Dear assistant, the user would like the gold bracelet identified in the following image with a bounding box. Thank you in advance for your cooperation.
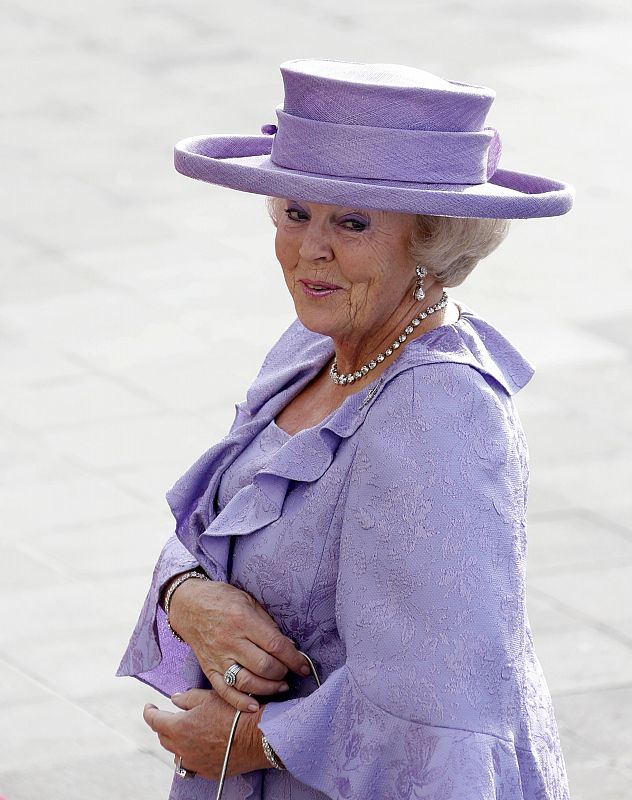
[163,569,209,642]
[261,734,285,769]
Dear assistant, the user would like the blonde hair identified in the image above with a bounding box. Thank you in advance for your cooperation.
[265,196,510,288]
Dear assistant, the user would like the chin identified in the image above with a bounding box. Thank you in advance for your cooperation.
[294,304,338,338]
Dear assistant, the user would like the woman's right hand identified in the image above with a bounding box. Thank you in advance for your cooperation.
[166,577,311,712]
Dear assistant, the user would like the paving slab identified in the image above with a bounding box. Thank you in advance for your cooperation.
[0,749,172,800]
[21,513,173,579]
[41,411,210,471]
[0,472,149,538]
[3,626,150,701]
[527,512,632,575]
[526,593,579,635]
[531,622,632,695]
[0,374,161,430]
[530,564,632,643]
[80,682,183,755]
[0,695,134,773]
[554,685,632,763]
[0,657,53,710]
[527,455,632,518]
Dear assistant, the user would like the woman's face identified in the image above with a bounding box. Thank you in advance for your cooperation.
[275,199,421,346]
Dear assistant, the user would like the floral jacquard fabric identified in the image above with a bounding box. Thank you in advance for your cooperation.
[116,300,570,800]
[216,420,290,515]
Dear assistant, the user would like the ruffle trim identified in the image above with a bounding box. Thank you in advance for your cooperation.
[164,308,535,585]
[259,664,569,800]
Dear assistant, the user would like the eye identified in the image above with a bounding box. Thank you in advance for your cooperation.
[284,207,309,222]
[340,217,368,232]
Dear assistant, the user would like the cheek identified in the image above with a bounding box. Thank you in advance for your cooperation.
[346,259,393,296]
[340,252,378,290]
[346,238,394,281]
[275,230,298,272]
[349,265,409,316]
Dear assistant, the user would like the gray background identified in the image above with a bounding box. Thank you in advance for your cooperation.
[1,0,630,798]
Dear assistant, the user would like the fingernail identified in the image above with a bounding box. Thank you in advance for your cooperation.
[300,665,310,676]
[171,692,182,698]
[278,683,289,693]
[248,702,259,712]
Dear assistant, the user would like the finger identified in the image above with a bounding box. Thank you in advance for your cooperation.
[208,670,262,713]
[246,622,311,677]
[234,637,290,681]
[208,668,288,713]
[157,731,177,755]
[170,689,212,710]
[143,703,176,735]
[220,660,291,697]
[204,634,302,709]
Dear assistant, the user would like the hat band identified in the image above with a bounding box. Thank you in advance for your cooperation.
[270,108,502,185]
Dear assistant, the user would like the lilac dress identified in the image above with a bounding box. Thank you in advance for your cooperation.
[117,301,570,800]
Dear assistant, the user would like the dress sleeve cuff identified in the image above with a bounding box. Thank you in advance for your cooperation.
[115,534,216,697]
[258,663,562,800]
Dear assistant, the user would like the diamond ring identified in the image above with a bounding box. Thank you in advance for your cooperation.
[175,755,196,779]
[223,663,243,686]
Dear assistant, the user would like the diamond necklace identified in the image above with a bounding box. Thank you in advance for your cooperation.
[329,291,449,385]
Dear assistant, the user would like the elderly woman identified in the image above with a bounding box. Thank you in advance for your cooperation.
[117,59,574,800]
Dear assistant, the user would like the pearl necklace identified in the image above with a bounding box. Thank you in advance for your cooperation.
[329,291,449,385]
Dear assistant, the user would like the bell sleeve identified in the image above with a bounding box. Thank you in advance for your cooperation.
[116,400,251,695]
[115,532,216,696]
[258,363,550,799]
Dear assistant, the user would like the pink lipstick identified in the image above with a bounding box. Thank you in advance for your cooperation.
[299,279,341,297]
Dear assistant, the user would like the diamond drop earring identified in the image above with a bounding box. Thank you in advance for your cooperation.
[413,265,427,301]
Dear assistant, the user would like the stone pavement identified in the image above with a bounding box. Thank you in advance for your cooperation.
[1,0,630,797]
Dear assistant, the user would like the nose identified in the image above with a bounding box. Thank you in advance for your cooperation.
[298,221,334,262]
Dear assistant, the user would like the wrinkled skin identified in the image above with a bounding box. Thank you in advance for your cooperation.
[143,688,270,779]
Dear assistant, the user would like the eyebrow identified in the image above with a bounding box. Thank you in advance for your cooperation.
[285,200,371,215]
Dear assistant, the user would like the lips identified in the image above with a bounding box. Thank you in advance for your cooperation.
[299,279,341,290]
[299,279,341,298]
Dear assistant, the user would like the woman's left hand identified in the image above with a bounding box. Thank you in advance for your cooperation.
[143,689,267,780]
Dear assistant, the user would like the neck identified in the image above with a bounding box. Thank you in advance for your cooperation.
[331,289,448,377]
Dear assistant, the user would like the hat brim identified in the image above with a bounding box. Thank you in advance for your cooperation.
[174,135,574,220]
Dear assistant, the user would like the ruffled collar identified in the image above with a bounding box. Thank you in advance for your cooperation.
[165,301,534,580]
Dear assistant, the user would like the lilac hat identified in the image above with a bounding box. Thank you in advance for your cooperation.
[174,59,574,219]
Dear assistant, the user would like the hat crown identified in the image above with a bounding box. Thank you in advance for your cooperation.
[280,59,495,132]
[173,58,574,219]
